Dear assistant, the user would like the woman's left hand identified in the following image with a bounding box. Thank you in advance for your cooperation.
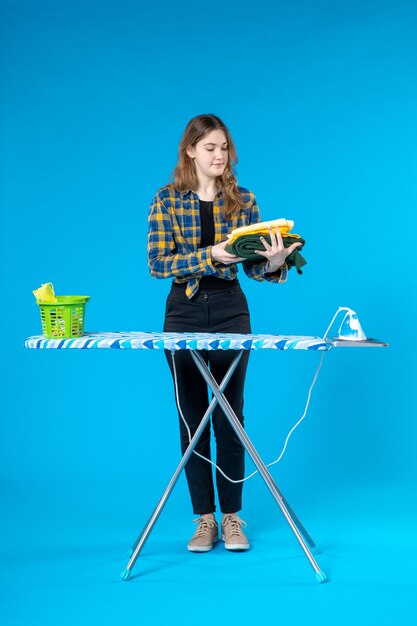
[255,227,302,273]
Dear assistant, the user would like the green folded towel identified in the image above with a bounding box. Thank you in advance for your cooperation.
[225,234,307,274]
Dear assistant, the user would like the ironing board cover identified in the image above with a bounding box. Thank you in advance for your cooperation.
[25,332,329,351]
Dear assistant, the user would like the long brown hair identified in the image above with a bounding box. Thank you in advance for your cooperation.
[169,114,243,219]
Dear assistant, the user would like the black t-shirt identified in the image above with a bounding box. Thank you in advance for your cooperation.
[198,199,237,291]
[199,199,215,247]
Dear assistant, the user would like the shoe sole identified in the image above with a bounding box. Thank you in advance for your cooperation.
[188,537,219,552]
[221,534,249,550]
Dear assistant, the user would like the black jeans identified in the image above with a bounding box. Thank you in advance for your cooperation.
[163,281,251,515]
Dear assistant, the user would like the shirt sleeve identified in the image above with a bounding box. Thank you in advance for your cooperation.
[147,192,218,280]
[242,194,288,284]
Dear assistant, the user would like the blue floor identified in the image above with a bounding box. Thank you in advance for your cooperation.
[1,479,416,626]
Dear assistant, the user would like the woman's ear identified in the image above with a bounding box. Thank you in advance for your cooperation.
[186,145,195,159]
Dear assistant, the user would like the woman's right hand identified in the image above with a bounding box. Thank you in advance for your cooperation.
[211,240,245,265]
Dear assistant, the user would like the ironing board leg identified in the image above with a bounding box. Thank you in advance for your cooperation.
[190,350,327,583]
[278,497,319,553]
[121,351,244,581]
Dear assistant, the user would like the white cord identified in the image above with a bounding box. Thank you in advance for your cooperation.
[171,317,332,484]
[172,350,192,444]
[322,306,351,340]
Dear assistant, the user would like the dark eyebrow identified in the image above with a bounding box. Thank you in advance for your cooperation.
[203,142,228,146]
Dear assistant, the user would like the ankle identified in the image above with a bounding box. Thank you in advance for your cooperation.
[200,513,215,521]
[222,512,238,520]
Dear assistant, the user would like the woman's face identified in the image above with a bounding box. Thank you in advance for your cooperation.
[186,129,229,181]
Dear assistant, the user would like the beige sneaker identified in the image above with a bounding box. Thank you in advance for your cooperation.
[221,514,249,550]
[187,517,219,552]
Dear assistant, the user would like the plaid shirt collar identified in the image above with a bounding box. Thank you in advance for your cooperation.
[180,188,223,199]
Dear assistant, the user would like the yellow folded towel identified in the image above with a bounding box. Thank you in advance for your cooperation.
[227,218,300,246]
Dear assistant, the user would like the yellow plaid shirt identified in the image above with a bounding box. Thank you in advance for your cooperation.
[147,185,288,299]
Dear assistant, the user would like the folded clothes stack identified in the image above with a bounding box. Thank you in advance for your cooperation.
[225,218,307,274]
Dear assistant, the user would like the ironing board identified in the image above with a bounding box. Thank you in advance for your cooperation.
[25,331,387,583]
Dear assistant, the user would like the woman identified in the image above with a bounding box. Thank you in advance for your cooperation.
[147,114,301,553]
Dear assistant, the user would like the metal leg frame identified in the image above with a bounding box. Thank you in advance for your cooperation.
[189,350,326,583]
[121,351,244,580]
[122,349,326,583]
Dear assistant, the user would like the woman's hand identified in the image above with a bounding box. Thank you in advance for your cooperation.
[211,240,245,265]
[255,227,302,273]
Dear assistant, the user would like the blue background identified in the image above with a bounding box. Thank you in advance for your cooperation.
[1,0,416,624]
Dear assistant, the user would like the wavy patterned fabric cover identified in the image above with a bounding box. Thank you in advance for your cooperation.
[25,332,330,351]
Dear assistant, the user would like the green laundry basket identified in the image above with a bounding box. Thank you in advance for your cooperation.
[37,296,90,339]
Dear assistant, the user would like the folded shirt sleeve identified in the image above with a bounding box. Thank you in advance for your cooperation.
[147,192,218,279]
